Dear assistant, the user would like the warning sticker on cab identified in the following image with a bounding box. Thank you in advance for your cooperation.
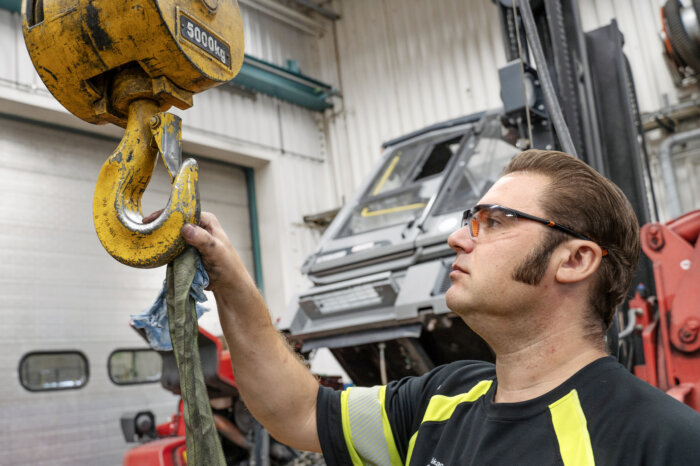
[179,14,230,67]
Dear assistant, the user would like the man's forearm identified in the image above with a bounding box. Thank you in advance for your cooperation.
[214,285,321,452]
[180,214,322,452]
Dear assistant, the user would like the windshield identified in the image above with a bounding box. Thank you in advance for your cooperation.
[432,123,519,216]
[336,133,465,238]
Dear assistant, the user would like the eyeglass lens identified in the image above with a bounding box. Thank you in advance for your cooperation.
[464,206,517,239]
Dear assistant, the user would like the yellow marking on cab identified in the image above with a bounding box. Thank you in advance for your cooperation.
[373,154,402,195]
[360,203,426,217]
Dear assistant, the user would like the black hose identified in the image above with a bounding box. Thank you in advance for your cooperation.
[664,0,700,73]
[622,55,660,221]
[517,0,578,158]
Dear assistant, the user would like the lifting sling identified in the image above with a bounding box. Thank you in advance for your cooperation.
[167,247,226,466]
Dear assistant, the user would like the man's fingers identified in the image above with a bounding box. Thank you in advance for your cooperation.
[198,212,224,234]
[183,212,231,253]
[182,212,240,292]
[181,223,217,253]
[198,212,232,245]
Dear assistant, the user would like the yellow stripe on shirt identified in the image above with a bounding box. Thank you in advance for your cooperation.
[549,389,595,466]
[405,380,493,465]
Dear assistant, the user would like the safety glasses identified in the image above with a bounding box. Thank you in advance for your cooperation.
[461,204,608,256]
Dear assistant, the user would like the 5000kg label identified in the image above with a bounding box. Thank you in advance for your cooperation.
[179,14,230,67]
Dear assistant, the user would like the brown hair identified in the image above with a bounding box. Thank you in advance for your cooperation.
[503,150,641,329]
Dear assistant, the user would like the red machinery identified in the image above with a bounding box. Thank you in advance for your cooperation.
[121,328,244,466]
[631,210,700,411]
[121,327,341,465]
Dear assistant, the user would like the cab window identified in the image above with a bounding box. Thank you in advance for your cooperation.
[432,121,520,216]
[338,134,464,237]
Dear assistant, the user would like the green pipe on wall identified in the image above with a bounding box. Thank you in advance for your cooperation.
[0,0,19,13]
[245,167,265,296]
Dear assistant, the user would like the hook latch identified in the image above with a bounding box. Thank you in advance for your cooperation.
[151,113,183,181]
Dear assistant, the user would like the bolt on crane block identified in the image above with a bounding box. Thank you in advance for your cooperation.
[22,0,245,268]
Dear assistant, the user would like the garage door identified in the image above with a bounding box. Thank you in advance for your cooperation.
[0,115,253,465]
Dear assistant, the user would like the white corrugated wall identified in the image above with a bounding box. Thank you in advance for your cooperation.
[316,0,506,201]
[173,5,325,163]
[0,117,253,464]
[319,0,686,205]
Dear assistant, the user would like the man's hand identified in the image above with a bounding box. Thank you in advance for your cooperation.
[181,212,253,294]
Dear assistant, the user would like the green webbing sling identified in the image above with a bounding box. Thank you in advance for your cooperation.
[166,246,226,466]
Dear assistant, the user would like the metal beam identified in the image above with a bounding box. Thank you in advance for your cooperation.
[238,0,325,36]
[290,0,340,21]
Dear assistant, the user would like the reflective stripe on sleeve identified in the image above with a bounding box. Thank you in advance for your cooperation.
[341,389,364,466]
[549,389,595,466]
[340,386,402,466]
[404,380,493,465]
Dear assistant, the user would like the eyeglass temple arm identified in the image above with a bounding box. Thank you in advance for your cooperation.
[512,210,592,241]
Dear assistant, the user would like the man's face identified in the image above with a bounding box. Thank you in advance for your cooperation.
[445,172,554,319]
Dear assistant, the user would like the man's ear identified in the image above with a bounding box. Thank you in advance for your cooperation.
[554,241,603,284]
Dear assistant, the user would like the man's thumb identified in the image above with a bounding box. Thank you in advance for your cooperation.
[181,223,201,245]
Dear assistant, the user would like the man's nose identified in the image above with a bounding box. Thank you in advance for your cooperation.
[448,225,475,253]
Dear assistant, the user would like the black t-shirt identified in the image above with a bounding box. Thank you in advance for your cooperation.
[317,357,700,465]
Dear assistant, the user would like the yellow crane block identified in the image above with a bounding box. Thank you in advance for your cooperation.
[22,0,244,126]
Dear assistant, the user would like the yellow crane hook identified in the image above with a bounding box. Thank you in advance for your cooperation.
[21,0,245,269]
[93,97,199,269]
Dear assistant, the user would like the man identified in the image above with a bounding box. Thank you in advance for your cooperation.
[182,150,700,465]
